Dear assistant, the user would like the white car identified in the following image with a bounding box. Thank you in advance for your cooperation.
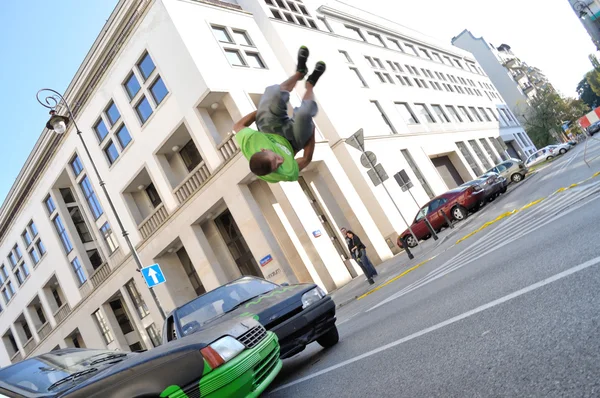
[547,143,571,155]
[525,146,556,167]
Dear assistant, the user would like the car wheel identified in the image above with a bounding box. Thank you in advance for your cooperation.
[511,173,523,183]
[404,234,418,248]
[559,148,567,154]
[452,205,467,221]
[317,326,339,348]
[546,156,553,161]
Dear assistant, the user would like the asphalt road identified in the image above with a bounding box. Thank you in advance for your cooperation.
[267,137,600,397]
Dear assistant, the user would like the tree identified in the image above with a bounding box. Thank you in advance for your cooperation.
[585,69,600,98]
[524,88,590,147]
[577,74,600,109]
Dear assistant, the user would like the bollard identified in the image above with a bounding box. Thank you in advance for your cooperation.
[440,210,454,229]
[424,218,439,240]
[403,236,415,260]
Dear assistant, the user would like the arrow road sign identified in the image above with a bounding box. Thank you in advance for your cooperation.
[141,263,166,288]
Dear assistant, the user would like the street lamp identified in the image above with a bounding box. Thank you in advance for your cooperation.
[37,88,166,320]
[572,0,595,19]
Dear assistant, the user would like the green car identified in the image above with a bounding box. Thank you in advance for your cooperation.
[0,317,281,398]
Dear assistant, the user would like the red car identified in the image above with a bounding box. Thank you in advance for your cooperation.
[397,185,483,248]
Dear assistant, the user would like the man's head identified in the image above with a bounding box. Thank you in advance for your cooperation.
[340,227,347,236]
[249,149,284,176]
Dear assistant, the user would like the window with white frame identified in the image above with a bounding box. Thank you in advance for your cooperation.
[456,141,483,175]
[339,50,352,63]
[367,32,386,47]
[93,309,114,344]
[100,222,119,255]
[431,105,450,122]
[92,102,133,166]
[53,215,74,254]
[395,103,419,125]
[211,25,267,70]
[370,101,396,133]
[387,38,404,52]
[0,265,15,304]
[125,279,149,319]
[71,257,87,286]
[123,51,169,125]
[344,25,366,41]
[80,176,104,220]
[414,104,435,123]
[265,0,317,28]
[468,107,484,122]
[146,323,162,347]
[469,139,492,169]
[445,106,462,123]
[22,221,46,267]
[404,43,419,57]
[458,106,474,122]
[349,68,368,88]
[418,48,432,60]
[9,245,29,287]
[401,149,434,199]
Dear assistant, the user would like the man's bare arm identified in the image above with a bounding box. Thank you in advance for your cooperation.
[233,110,258,133]
[296,131,316,172]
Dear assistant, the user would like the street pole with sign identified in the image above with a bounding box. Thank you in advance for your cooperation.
[347,129,420,248]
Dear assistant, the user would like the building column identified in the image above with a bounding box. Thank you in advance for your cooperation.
[224,185,298,286]
[100,303,129,351]
[317,150,394,264]
[38,289,57,328]
[9,324,24,355]
[22,309,40,343]
[180,224,230,291]
[269,181,353,292]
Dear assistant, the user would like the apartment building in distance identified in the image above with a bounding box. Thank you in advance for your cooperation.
[0,0,528,365]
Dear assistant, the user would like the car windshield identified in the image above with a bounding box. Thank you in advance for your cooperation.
[0,349,123,394]
[175,277,278,336]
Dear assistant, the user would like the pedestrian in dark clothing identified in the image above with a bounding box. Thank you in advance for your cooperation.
[341,228,378,284]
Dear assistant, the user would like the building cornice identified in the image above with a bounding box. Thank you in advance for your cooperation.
[319,5,476,63]
[0,0,154,242]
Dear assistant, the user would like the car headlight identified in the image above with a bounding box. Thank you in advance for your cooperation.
[200,336,245,369]
[302,287,326,309]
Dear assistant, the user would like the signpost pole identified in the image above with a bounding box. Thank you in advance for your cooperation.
[351,135,420,248]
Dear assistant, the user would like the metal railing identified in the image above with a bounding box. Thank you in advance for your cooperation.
[78,280,92,298]
[173,161,211,204]
[53,303,71,324]
[138,203,169,240]
[23,338,36,356]
[90,263,112,289]
[217,133,240,162]
[37,322,52,341]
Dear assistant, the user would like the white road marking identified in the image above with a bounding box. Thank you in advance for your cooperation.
[269,255,600,394]
[367,191,600,312]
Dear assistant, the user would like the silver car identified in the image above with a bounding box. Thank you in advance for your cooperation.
[483,158,529,183]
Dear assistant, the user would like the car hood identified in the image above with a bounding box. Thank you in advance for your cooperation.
[181,284,316,335]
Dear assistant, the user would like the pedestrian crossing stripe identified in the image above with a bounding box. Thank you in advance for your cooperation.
[455,173,600,246]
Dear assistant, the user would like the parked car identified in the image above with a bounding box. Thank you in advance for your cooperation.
[567,140,577,147]
[0,317,281,398]
[548,143,571,155]
[525,146,556,167]
[163,276,338,360]
[587,121,600,136]
[461,172,506,204]
[483,158,529,183]
[396,184,484,248]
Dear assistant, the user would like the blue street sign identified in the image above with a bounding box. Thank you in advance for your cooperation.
[260,254,273,267]
[141,264,166,288]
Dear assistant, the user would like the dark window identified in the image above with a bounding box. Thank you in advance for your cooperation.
[36,307,46,324]
[60,188,76,204]
[69,207,93,243]
[22,321,32,340]
[135,96,153,123]
[177,248,206,297]
[138,53,156,81]
[124,73,141,100]
[146,324,162,347]
[145,184,162,208]
[110,299,134,335]
[129,342,144,352]
[71,155,84,176]
[116,125,132,149]
[180,140,203,172]
[71,335,81,348]
[126,279,150,319]
[87,249,103,270]
[52,288,63,308]
[105,102,121,126]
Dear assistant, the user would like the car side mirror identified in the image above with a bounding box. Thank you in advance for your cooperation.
[281,282,290,286]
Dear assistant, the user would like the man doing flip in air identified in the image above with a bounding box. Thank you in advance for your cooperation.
[233,46,326,183]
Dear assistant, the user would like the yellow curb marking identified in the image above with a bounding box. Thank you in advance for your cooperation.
[357,256,436,300]
[520,198,544,211]
[568,183,579,189]
[593,171,600,178]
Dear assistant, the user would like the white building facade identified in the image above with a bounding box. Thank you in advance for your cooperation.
[0,0,523,366]
[452,30,537,159]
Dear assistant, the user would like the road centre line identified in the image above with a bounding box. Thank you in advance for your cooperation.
[269,255,600,394]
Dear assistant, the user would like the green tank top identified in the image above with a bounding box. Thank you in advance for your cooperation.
[235,128,299,183]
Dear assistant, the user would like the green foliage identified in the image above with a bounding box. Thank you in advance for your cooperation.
[585,69,600,98]
[524,88,589,147]
[577,74,600,109]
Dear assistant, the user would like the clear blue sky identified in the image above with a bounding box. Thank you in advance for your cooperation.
[0,0,118,206]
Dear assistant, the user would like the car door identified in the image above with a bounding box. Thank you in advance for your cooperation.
[495,163,509,179]
[427,198,449,229]
[411,204,431,238]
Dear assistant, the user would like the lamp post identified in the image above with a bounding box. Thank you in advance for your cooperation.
[37,88,166,320]
[573,0,595,19]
